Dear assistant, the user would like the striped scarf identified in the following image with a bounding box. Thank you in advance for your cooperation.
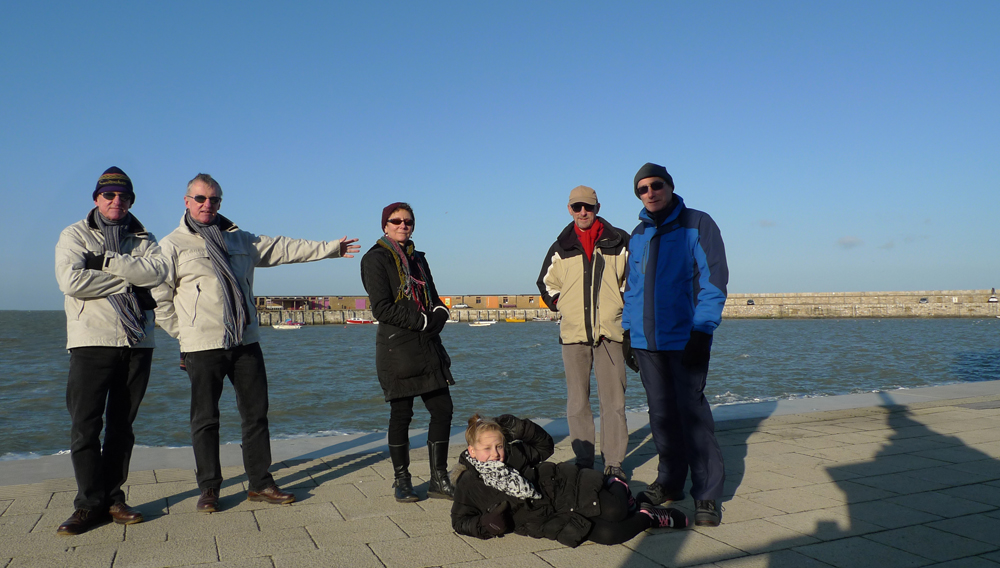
[93,210,147,346]
[377,236,431,311]
[185,212,248,349]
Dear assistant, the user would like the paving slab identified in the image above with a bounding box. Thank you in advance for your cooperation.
[707,549,839,567]
[698,518,820,553]
[540,542,664,567]
[793,536,929,568]
[862,524,998,562]
[442,552,558,568]
[368,532,482,568]
[271,545,385,568]
[113,537,220,568]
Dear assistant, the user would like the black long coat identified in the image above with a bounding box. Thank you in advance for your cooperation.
[451,416,606,548]
[360,242,454,400]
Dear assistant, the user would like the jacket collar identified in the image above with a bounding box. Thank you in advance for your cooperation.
[181,213,238,234]
[638,193,685,227]
[86,208,148,236]
[556,216,622,251]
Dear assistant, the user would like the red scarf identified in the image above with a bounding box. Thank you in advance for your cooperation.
[574,219,603,261]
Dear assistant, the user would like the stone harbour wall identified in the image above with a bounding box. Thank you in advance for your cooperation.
[724,289,1000,318]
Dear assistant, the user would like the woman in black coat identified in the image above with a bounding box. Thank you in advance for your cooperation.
[360,202,455,502]
[452,414,687,548]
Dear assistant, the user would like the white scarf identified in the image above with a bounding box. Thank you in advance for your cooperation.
[464,450,542,500]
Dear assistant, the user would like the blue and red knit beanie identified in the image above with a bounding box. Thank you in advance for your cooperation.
[93,166,135,202]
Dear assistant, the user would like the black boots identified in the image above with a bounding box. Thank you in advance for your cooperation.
[390,441,454,501]
[427,440,455,499]
[388,443,418,502]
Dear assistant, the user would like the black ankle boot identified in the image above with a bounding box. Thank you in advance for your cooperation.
[388,443,418,502]
[427,440,455,499]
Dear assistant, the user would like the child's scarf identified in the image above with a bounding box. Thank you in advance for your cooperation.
[464,450,542,500]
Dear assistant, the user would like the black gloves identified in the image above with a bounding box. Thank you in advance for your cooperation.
[681,330,713,368]
[424,308,449,335]
[84,252,105,271]
[480,501,511,537]
[494,414,519,439]
[132,286,157,310]
[622,330,639,372]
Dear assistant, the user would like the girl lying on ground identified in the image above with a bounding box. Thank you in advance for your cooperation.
[451,414,687,547]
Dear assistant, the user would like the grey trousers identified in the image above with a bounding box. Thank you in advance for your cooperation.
[562,340,628,468]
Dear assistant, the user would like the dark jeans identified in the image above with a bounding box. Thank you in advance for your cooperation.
[184,343,274,492]
[635,349,725,500]
[387,387,453,446]
[66,347,152,511]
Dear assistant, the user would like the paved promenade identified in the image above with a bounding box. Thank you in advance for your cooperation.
[3,381,1000,567]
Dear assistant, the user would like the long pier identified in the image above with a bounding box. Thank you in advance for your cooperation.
[258,308,557,326]
[257,289,1000,325]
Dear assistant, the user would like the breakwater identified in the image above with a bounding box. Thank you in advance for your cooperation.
[725,289,1000,318]
[257,289,1000,325]
[258,308,556,326]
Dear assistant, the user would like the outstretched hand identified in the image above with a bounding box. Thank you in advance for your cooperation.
[339,237,361,258]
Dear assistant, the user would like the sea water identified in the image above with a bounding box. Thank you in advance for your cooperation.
[2,311,998,459]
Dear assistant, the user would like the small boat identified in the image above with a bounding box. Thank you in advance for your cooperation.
[505,317,526,323]
[272,320,304,330]
[532,317,551,322]
[469,320,497,327]
[346,318,377,324]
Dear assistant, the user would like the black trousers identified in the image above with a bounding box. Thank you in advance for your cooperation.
[184,343,275,492]
[586,482,652,545]
[66,347,152,511]
[635,349,725,500]
[387,387,453,446]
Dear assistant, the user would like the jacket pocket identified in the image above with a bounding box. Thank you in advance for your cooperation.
[378,329,428,381]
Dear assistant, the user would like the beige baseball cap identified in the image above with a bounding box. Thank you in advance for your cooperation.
[568,185,598,206]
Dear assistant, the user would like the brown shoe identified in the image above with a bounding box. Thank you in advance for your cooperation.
[108,502,144,525]
[247,485,295,505]
[197,488,219,513]
[57,509,108,536]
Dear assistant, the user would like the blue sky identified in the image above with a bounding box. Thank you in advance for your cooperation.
[2,1,997,310]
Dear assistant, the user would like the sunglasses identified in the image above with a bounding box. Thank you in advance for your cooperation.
[570,202,596,213]
[387,218,414,227]
[187,195,222,205]
[636,180,666,196]
[100,191,132,202]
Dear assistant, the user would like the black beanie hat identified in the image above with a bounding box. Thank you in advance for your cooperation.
[633,163,674,197]
[93,166,135,202]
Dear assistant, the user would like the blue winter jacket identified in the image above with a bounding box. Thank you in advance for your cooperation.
[622,194,729,351]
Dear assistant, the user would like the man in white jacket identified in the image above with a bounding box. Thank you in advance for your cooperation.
[54,166,169,535]
[154,173,360,513]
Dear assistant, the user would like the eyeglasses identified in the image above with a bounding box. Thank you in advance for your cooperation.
[387,218,414,227]
[100,191,132,202]
[187,195,222,205]
[636,180,666,196]
[570,202,596,213]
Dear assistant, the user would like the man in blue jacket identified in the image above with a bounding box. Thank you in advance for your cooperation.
[622,162,728,527]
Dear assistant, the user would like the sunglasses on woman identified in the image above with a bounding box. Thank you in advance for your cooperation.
[187,195,222,205]
[636,180,666,195]
[570,203,596,213]
[387,218,414,227]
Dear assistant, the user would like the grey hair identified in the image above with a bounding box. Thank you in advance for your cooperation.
[186,173,223,196]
